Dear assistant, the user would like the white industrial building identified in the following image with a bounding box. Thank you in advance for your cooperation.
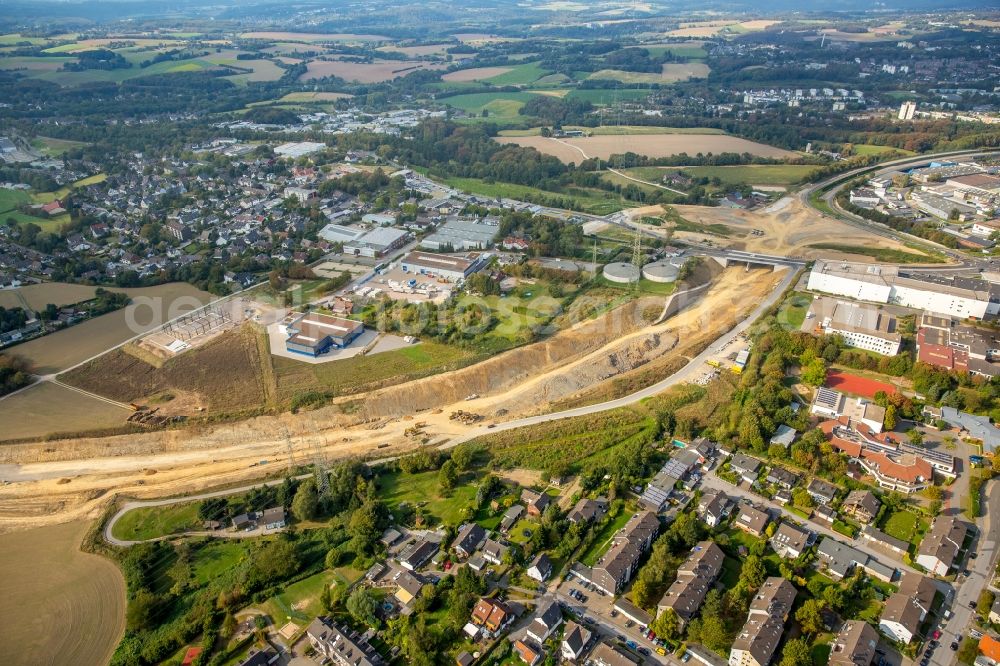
[808,297,902,356]
[807,260,998,320]
[344,227,410,258]
[399,251,488,282]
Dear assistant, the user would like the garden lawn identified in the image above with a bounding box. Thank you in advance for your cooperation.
[111,501,201,541]
[261,570,346,623]
[192,541,249,586]
[378,469,480,526]
[578,510,631,567]
[880,509,928,548]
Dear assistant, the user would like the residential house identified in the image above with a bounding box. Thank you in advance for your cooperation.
[730,454,763,484]
[734,505,771,537]
[807,479,839,505]
[860,526,909,557]
[990,596,1000,625]
[261,507,286,530]
[842,490,881,525]
[399,538,439,571]
[561,621,593,662]
[816,537,894,582]
[829,621,880,666]
[814,505,838,525]
[452,523,487,559]
[879,572,937,644]
[526,600,564,643]
[471,598,514,635]
[657,541,726,627]
[729,578,797,666]
[513,640,543,666]
[916,516,969,576]
[766,467,800,490]
[590,642,642,666]
[482,539,511,566]
[568,497,609,524]
[521,489,554,517]
[394,571,426,607]
[527,553,553,583]
[500,505,525,532]
[770,425,797,449]
[698,490,734,528]
[770,523,810,559]
[306,617,384,666]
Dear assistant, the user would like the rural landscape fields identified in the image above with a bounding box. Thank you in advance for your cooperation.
[495,133,799,162]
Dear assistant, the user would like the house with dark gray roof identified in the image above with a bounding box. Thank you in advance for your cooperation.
[452,523,487,559]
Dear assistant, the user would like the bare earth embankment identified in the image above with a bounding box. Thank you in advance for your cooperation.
[0,267,777,534]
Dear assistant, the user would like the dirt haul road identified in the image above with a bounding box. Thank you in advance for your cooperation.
[0,267,780,533]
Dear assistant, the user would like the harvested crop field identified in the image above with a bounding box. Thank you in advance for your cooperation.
[278,91,353,102]
[496,134,795,162]
[0,521,125,666]
[380,43,454,57]
[301,58,446,83]
[240,32,390,42]
[588,62,709,83]
[0,381,129,441]
[443,66,513,82]
[8,283,211,374]
[60,325,273,416]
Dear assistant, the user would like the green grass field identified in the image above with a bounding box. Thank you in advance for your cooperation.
[274,341,475,404]
[442,175,626,215]
[32,173,107,204]
[441,91,541,122]
[777,291,813,330]
[192,541,249,586]
[0,188,71,232]
[595,275,678,296]
[31,136,89,156]
[808,243,942,264]
[261,569,356,623]
[578,509,631,566]
[625,164,818,187]
[377,468,480,526]
[484,62,549,86]
[110,501,201,541]
[0,34,53,46]
[564,88,654,105]
[880,509,928,548]
[852,144,916,157]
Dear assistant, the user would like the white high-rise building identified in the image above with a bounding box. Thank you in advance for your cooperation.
[898,101,917,120]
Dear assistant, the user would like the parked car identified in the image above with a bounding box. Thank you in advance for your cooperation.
[951,642,960,651]
[682,652,692,662]
[616,635,626,643]
[638,647,651,656]
[626,640,639,650]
